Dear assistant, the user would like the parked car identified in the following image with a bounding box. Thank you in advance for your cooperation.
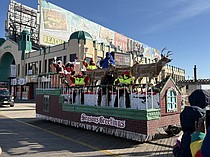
[0,88,14,107]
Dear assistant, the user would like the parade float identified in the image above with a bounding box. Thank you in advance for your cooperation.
[35,52,182,142]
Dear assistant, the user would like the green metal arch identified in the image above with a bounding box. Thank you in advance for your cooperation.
[69,31,93,43]
[0,52,15,82]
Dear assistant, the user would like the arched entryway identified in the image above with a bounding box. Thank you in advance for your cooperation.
[0,52,15,84]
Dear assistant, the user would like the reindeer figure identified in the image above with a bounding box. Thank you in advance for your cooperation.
[86,64,131,86]
[131,48,172,84]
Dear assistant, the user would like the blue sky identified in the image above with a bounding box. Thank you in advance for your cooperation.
[1,0,210,79]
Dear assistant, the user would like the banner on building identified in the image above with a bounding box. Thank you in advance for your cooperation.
[10,65,17,78]
[11,78,26,85]
[39,0,114,46]
[38,0,160,60]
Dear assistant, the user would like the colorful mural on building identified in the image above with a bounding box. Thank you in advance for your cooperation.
[39,0,160,60]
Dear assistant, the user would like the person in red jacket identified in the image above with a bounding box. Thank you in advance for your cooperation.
[65,61,75,75]
[52,57,68,85]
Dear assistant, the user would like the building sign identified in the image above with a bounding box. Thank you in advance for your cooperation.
[6,0,162,61]
[11,78,26,85]
[17,78,25,85]
[38,0,161,58]
[10,65,17,78]
[43,8,67,31]
[80,113,126,129]
[114,32,128,52]
[39,0,115,46]
[25,76,38,83]
[98,26,114,44]
[4,45,12,50]
[113,52,131,66]
[11,79,17,85]
[41,76,50,82]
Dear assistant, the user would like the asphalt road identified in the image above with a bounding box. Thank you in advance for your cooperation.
[0,102,178,157]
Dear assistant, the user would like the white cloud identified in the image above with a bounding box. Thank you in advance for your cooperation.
[172,1,210,21]
[144,0,210,34]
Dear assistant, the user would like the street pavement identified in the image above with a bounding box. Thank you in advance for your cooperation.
[0,102,179,157]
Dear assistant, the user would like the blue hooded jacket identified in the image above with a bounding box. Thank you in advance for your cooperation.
[100,52,115,69]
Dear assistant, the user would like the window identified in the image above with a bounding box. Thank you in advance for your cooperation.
[166,88,177,112]
[25,63,27,75]
[39,61,41,73]
[18,64,20,76]
[48,58,54,72]
[63,56,66,64]
[93,40,97,48]
[70,54,76,62]
[34,62,38,74]
[43,48,46,54]
[100,43,104,51]
[108,45,110,52]
[28,62,38,75]
[44,59,47,73]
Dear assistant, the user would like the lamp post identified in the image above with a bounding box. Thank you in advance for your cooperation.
[84,47,88,57]
[83,47,89,71]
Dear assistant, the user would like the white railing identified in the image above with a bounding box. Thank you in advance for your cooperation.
[37,74,160,110]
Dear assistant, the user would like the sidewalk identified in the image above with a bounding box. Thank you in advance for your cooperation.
[0,103,178,157]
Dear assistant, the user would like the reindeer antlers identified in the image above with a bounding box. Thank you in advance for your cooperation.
[166,50,172,57]
[161,47,172,57]
[161,47,167,54]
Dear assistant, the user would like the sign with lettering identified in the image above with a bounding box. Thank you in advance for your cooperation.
[11,78,26,85]
[10,65,16,78]
[80,113,125,129]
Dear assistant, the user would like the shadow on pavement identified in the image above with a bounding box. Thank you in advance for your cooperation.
[0,115,176,156]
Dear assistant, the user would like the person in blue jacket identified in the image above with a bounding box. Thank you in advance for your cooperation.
[100,52,115,69]
[173,89,210,157]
